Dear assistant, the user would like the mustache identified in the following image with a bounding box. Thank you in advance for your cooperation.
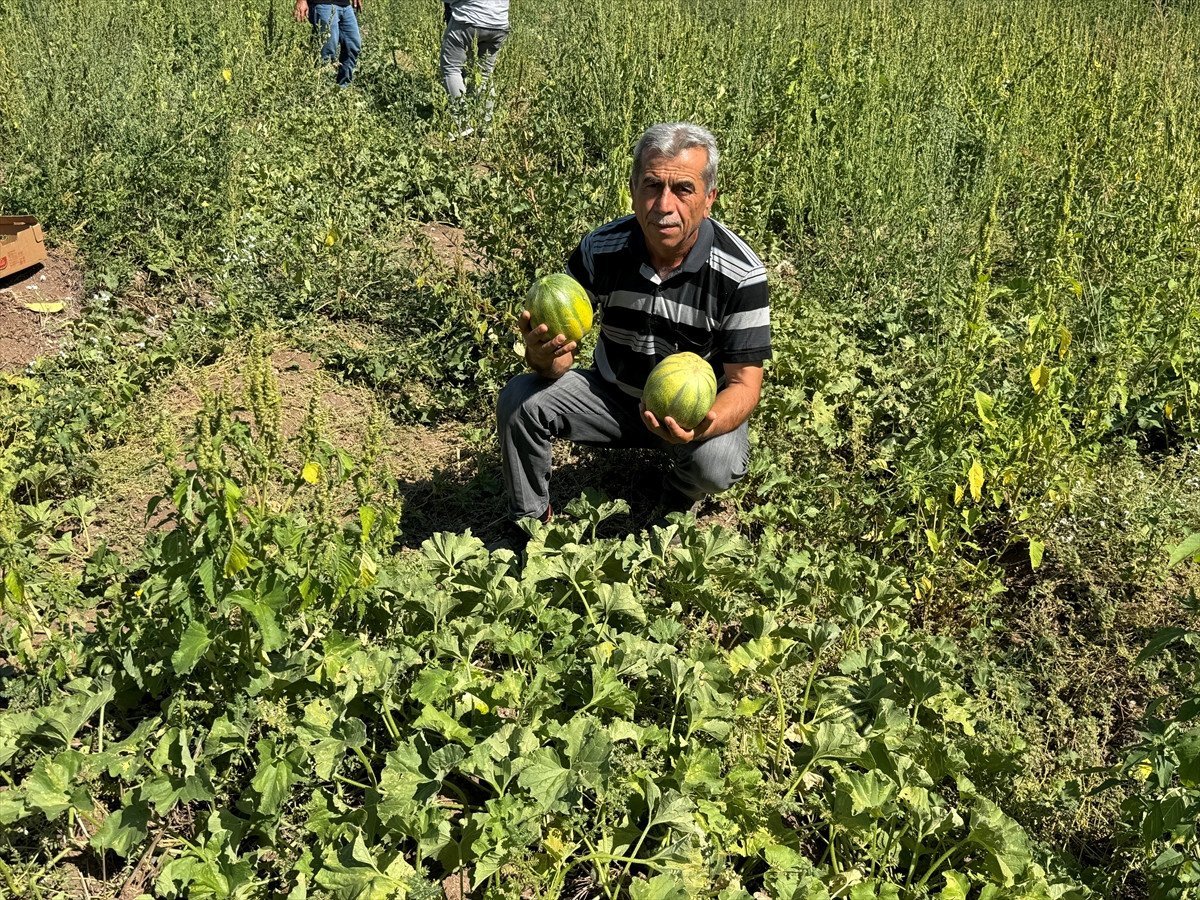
[649,217,681,227]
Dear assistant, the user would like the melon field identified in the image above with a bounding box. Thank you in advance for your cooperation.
[4,0,1200,897]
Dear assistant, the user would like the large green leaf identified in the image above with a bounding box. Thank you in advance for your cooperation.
[676,747,724,798]
[597,581,647,623]
[25,750,90,820]
[413,704,474,746]
[172,620,213,675]
[91,799,151,857]
[937,872,970,900]
[138,772,216,816]
[967,797,1031,886]
[563,715,612,790]
[0,710,36,767]
[726,636,796,676]
[517,748,575,808]
[587,664,636,717]
[1136,628,1189,665]
[232,592,286,653]
[1171,727,1200,787]
[250,740,297,816]
[32,678,115,747]
[295,698,368,781]
[793,721,867,768]
[0,788,28,825]
[1168,532,1200,569]
[156,846,258,899]
[314,834,415,900]
[462,725,539,794]
[629,874,688,900]
[644,782,698,833]
[843,769,898,817]
[378,743,432,822]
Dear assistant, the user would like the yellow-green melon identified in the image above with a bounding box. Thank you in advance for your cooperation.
[526,273,592,343]
[643,352,717,430]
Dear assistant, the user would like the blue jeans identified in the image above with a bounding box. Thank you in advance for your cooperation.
[309,4,361,86]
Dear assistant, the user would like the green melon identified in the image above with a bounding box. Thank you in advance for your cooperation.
[642,352,718,430]
[526,273,593,343]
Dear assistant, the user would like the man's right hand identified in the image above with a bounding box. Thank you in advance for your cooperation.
[294,0,309,22]
[519,310,577,378]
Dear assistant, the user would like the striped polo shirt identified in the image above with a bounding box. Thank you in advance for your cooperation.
[565,215,771,398]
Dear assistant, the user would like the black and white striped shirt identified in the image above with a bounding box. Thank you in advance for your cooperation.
[566,215,771,398]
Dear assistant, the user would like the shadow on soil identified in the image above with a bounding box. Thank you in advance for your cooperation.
[393,445,676,550]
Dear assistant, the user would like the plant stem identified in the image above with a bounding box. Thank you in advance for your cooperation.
[800,650,822,725]
[771,674,787,774]
[913,837,970,891]
[351,746,378,788]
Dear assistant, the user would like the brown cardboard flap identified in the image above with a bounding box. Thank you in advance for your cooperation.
[0,216,48,277]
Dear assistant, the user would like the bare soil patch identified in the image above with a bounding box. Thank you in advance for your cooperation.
[91,345,478,556]
[393,221,486,276]
[390,47,420,72]
[0,244,85,371]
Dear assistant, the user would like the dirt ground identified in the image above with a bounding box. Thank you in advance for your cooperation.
[0,245,85,371]
[86,344,487,556]
[390,221,486,278]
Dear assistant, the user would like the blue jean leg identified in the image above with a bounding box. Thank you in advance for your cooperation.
[310,5,361,86]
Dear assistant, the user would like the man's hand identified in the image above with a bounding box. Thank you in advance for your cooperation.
[641,361,763,444]
[519,310,577,379]
[351,0,362,10]
[294,0,309,22]
[640,405,715,444]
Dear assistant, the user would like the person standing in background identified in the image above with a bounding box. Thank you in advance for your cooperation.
[440,0,510,136]
[294,0,363,87]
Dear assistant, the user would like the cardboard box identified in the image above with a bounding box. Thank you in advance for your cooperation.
[0,216,48,279]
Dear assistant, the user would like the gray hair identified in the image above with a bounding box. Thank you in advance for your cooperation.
[630,122,719,194]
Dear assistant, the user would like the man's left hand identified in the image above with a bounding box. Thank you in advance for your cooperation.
[640,404,715,445]
[352,0,362,9]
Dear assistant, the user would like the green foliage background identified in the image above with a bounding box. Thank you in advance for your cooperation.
[2,0,1200,897]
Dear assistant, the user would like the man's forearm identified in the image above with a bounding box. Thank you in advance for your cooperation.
[701,381,759,439]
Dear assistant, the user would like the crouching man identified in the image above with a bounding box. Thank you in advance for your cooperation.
[496,122,771,546]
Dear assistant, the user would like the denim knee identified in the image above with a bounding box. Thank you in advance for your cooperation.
[675,434,749,496]
[497,373,544,428]
[690,460,744,495]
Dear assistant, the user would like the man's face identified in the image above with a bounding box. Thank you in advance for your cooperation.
[632,146,717,267]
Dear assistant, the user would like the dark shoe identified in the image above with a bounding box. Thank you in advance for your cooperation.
[485,506,552,556]
[648,486,699,535]
[657,485,699,516]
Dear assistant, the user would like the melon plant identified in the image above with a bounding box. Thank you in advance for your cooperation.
[526,273,593,342]
[643,351,717,430]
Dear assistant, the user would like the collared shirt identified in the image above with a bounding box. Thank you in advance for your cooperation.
[566,215,771,398]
